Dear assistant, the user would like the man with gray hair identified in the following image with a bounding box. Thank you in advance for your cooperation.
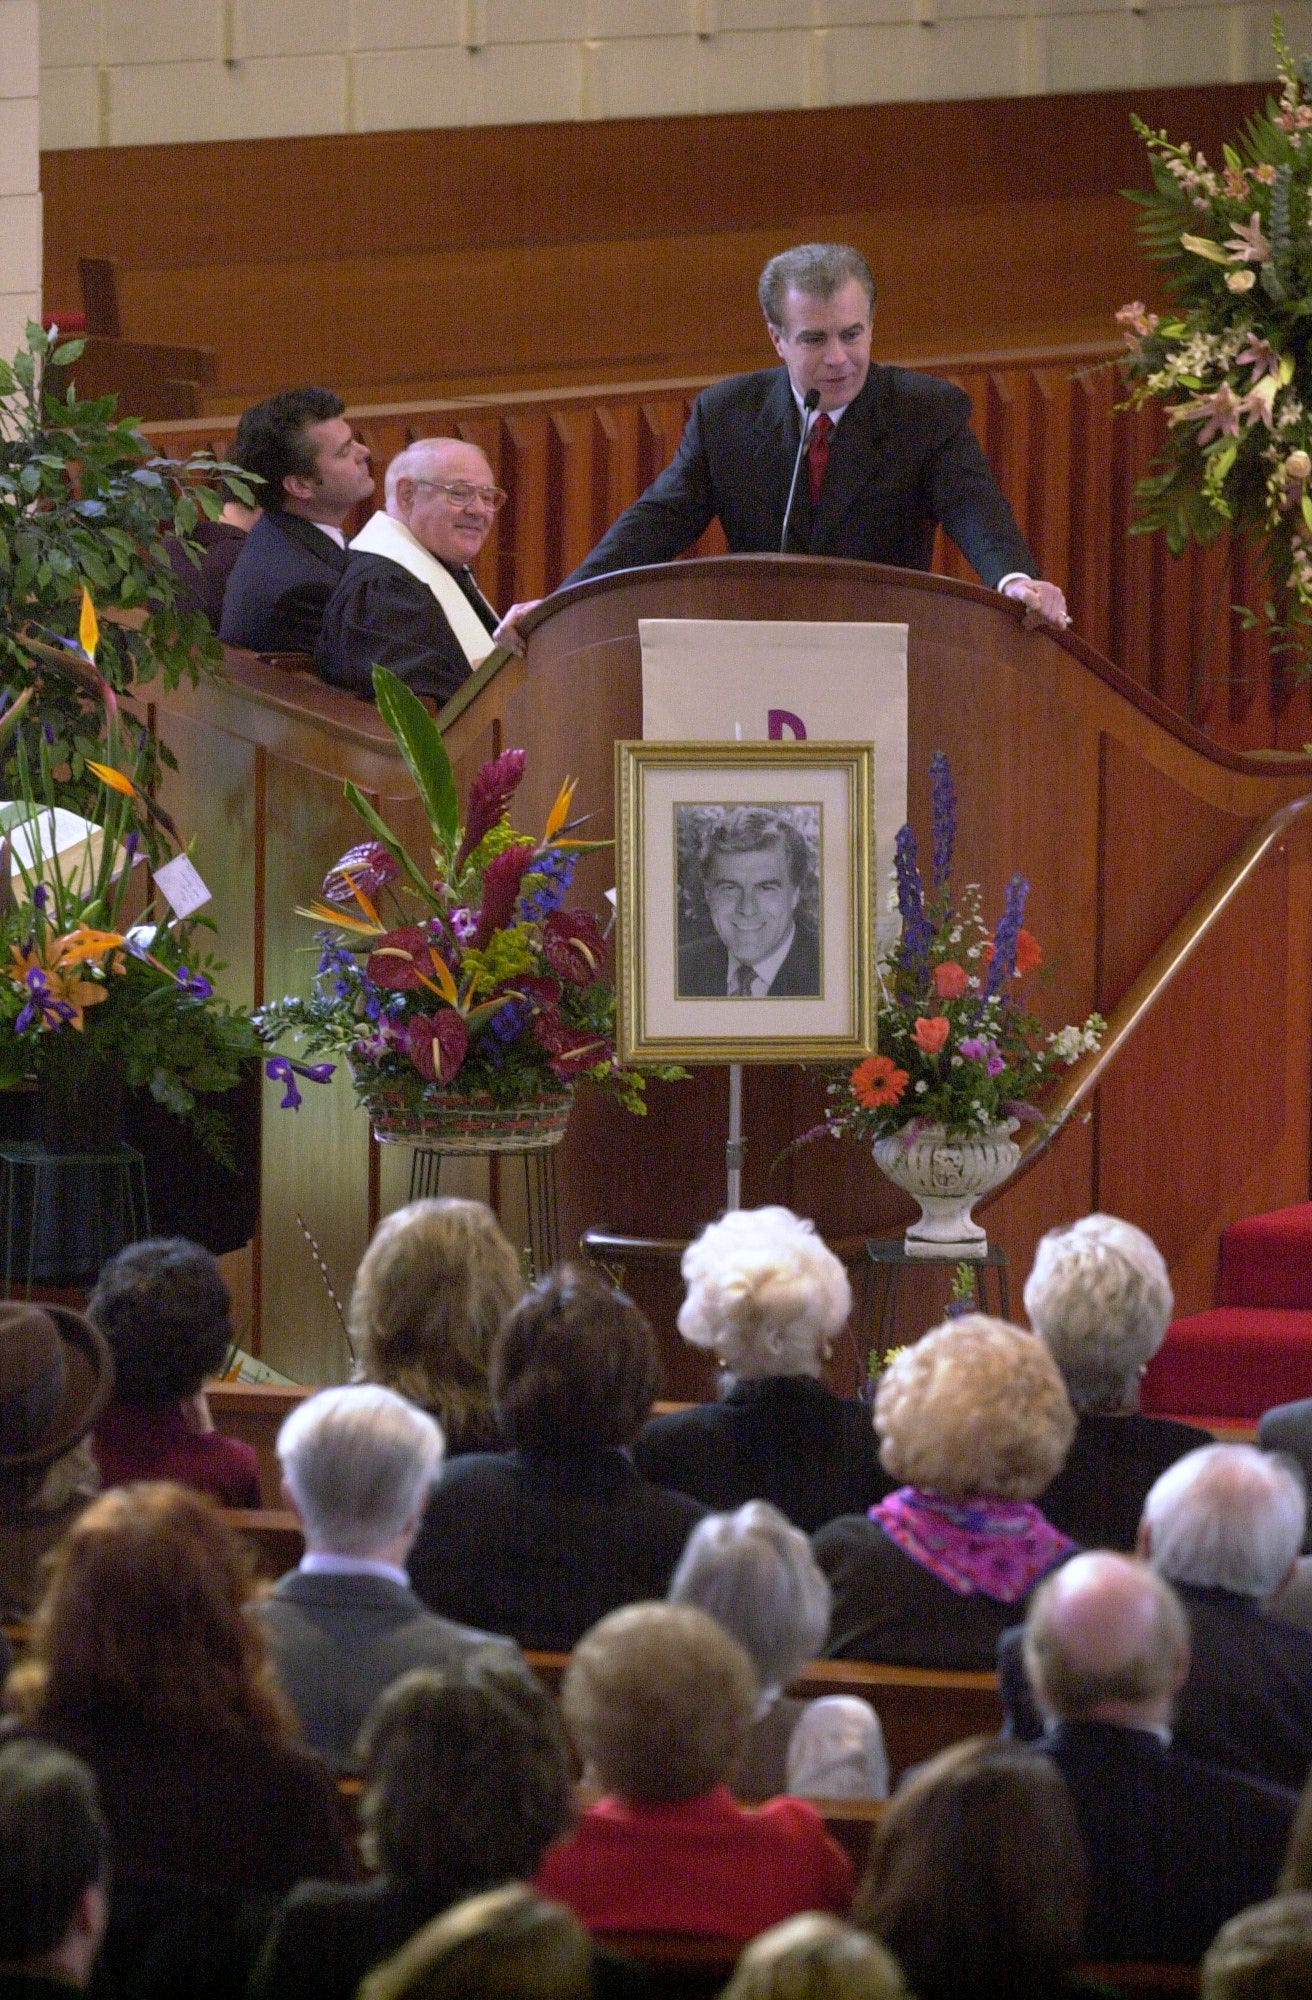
[256,1384,515,1770]
[556,241,1066,623]
[1003,1441,1312,1791]
[1023,1551,1294,1963]
[316,436,502,704]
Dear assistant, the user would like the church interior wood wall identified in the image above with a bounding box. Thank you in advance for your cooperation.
[43,82,1267,410]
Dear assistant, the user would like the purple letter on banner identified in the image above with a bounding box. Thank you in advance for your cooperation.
[768,709,807,741]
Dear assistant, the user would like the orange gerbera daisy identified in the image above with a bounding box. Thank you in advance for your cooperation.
[850,1054,910,1108]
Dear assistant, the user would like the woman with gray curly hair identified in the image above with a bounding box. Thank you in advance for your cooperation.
[1023,1213,1210,1549]
[669,1501,888,1800]
[813,1315,1077,1667]
[634,1206,890,1531]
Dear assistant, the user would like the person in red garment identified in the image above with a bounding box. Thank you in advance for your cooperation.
[536,1603,853,1942]
[88,1237,261,1508]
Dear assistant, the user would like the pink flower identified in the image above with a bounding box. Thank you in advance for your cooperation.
[912,1016,950,1054]
[1225,211,1271,263]
[322,841,400,909]
[453,750,527,875]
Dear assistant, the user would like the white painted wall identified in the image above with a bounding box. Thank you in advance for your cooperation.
[37,0,1312,151]
[2,0,40,352]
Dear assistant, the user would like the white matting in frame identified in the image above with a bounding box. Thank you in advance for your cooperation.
[616,740,874,1065]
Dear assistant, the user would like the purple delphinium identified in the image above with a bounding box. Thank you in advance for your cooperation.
[929,750,956,890]
[983,874,1029,998]
[519,848,578,923]
[316,933,360,1004]
[894,824,933,981]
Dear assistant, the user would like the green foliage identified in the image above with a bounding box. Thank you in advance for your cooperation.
[0,320,252,818]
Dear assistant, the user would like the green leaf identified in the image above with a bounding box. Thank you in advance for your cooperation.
[51,339,86,365]
[341,781,437,905]
[371,666,459,851]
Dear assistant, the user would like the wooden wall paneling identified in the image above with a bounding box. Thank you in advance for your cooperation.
[545,411,592,591]
[984,368,1029,549]
[1096,837,1311,1318]
[1108,399,1164,691]
[1151,532,1201,723]
[1066,364,1115,657]
[499,413,551,604]
[1025,368,1067,587]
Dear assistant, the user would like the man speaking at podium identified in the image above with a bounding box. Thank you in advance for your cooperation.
[495,243,1068,647]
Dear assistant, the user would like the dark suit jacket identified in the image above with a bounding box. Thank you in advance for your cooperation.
[253,1568,513,1771]
[1036,1408,1213,1551]
[567,363,1036,587]
[634,1375,892,1533]
[1001,1580,1312,1792]
[1260,1397,1312,1548]
[1038,1720,1295,1963]
[677,920,821,998]
[219,511,349,654]
[314,552,496,705]
[407,1447,708,1650]
[813,1512,1070,1668]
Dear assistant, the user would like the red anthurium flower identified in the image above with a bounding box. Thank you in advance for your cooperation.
[473,842,537,950]
[322,842,400,908]
[366,925,446,991]
[912,1016,951,1054]
[405,1009,468,1083]
[533,1014,611,1079]
[932,960,968,999]
[493,972,562,1015]
[541,909,607,985]
[454,749,528,875]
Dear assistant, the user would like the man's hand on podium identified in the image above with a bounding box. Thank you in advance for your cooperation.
[492,600,542,657]
[1001,576,1070,631]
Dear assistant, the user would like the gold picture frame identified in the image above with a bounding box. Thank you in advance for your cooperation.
[616,740,874,1064]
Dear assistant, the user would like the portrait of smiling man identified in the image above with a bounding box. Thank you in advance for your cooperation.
[678,806,821,999]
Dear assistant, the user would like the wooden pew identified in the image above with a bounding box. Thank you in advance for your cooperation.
[524,1650,1002,1785]
[208,1380,312,1507]
[220,1506,303,1579]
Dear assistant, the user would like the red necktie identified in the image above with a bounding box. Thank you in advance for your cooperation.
[806,412,833,507]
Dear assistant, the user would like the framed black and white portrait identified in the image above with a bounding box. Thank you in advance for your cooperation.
[615,741,874,1063]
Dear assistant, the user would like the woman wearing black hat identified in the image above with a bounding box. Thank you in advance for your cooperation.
[0,1301,113,1623]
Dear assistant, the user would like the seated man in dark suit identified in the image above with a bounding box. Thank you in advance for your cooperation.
[255,1383,514,1770]
[219,386,374,654]
[1023,1551,1296,1964]
[495,241,1068,653]
[1002,1442,1312,1794]
[315,437,501,705]
[678,806,820,999]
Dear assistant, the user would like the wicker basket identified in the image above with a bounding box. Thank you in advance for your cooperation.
[367,1084,575,1154]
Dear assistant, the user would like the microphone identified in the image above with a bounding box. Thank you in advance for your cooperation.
[780,387,821,555]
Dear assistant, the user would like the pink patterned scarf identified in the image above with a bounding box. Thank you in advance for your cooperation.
[872,1486,1073,1603]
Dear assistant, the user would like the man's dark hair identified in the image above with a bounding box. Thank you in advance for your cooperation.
[230,387,345,511]
[492,1264,661,1453]
[696,806,811,892]
[88,1237,232,1406]
[0,1739,108,1965]
[758,244,876,328]
[358,1656,574,1897]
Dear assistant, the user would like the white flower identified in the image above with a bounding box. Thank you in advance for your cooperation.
[1048,1025,1083,1062]
[1226,268,1258,292]
[915,1080,928,1094]
[950,1055,962,1067]
[1288,450,1312,480]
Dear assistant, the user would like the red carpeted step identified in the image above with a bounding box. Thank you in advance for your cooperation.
[1219,1203,1312,1310]
[1142,1307,1312,1423]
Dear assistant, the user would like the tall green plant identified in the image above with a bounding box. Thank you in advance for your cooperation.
[0,320,251,818]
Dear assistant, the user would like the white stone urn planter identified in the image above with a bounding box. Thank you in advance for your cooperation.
[872,1119,1021,1254]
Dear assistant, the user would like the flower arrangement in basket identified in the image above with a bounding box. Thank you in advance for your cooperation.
[0,596,261,1161]
[256,667,682,1144]
[1116,23,1312,659]
[820,754,1104,1153]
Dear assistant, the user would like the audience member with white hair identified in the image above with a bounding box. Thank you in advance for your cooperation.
[1001,1442,1312,1792]
[1200,1893,1312,2000]
[669,1500,888,1800]
[814,1315,1077,1667]
[1023,1213,1210,1548]
[316,435,503,703]
[1022,1551,1295,1964]
[720,1914,911,2000]
[256,1383,515,1769]
[633,1207,890,1531]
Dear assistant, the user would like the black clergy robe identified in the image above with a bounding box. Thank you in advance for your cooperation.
[314,552,498,706]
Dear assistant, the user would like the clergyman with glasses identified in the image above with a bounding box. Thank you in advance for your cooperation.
[316,437,506,705]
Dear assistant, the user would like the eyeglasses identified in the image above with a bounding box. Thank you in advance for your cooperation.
[412,479,507,513]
